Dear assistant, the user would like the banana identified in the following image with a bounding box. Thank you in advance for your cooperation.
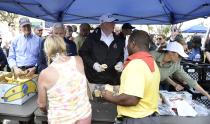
[5,76,16,84]
[16,77,30,84]
[101,64,108,69]
[7,80,14,84]
[5,76,30,84]
[5,76,15,82]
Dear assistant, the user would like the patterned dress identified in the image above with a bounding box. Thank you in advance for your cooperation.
[47,57,91,124]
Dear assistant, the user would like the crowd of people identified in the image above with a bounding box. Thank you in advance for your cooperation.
[1,13,210,124]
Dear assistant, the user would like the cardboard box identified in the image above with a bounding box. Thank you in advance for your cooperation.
[160,91,192,108]
[0,72,38,105]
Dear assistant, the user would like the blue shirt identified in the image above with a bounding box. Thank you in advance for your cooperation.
[187,48,201,61]
[7,33,42,68]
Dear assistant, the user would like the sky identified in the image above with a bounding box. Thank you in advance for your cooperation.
[181,17,210,30]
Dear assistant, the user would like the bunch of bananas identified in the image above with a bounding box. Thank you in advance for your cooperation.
[5,76,30,85]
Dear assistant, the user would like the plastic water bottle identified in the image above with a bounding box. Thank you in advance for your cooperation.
[194,54,201,62]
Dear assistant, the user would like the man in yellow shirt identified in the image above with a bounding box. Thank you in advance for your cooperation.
[102,30,160,124]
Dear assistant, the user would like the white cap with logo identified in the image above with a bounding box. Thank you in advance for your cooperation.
[166,41,188,58]
[99,13,118,24]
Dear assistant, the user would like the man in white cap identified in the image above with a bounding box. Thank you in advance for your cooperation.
[34,25,43,38]
[79,13,124,94]
[8,17,42,76]
[151,41,210,99]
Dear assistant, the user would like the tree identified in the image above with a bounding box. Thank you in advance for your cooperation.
[162,25,171,36]
[156,25,172,36]
[147,25,154,34]
[0,11,18,24]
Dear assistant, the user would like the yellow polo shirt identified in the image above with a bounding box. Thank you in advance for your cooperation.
[117,59,160,118]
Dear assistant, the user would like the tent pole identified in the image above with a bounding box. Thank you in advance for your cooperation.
[57,11,64,22]
[203,26,210,48]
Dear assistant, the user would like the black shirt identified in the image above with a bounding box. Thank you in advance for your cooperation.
[0,47,7,70]
[79,28,124,85]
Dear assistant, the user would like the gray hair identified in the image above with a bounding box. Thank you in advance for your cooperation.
[52,23,65,30]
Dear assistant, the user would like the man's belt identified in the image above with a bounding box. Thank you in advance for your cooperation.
[18,65,35,71]
[117,112,159,121]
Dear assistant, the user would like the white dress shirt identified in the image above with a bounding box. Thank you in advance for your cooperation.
[100,30,114,47]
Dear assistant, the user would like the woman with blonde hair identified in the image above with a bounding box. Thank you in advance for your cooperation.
[37,35,92,124]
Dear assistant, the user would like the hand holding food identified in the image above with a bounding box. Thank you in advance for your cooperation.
[13,66,25,77]
[105,84,114,93]
[101,64,108,69]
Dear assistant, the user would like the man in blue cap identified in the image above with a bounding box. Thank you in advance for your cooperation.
[8,17,42,76]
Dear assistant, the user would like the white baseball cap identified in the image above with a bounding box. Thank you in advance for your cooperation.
[166,41,188,58]
[99,13,118,24]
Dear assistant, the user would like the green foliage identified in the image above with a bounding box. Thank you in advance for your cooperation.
[0,11,18,24]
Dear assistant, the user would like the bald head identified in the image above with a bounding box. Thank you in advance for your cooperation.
[52,23,65,38]
[53,23,65,30]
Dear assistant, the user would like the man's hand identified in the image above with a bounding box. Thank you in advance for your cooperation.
[166,77,184,91]
[175,84,184,91]
[13,66,25,77]
[93,62,106,72]
[102,91,140,106]
[26,67,36,77]
[115,62,124,72]
[101,90,114,101]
